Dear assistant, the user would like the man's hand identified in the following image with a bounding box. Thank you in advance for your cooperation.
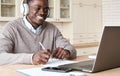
[32,50,51,65]
[52,47,70,59]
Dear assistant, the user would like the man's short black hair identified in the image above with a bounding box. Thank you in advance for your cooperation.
[26,0,31,4]
[26,0,48,4]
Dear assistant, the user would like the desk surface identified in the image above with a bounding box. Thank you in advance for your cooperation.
[0,55,119,76]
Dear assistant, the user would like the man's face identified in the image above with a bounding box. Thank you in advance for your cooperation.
[28,0,49,25]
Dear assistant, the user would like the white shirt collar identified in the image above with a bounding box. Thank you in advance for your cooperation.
[23,16,41,34]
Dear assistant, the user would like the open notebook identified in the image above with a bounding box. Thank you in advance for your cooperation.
[17,58,86,76]
[42,58,78,67]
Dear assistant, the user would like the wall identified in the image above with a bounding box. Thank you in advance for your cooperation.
[102,0,120,26]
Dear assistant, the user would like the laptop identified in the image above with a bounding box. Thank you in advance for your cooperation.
[59,26,120,73]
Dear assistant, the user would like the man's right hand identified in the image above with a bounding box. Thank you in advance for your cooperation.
[32,50,51,65]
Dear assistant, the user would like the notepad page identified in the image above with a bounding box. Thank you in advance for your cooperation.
[17,68,86,76]
[42,58,77,67]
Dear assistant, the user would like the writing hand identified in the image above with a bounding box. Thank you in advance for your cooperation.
[32,49,51,65]
[52,47,70,59]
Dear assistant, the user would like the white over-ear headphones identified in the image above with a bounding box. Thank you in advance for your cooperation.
[20,0,29,16]
[20,0,50,17]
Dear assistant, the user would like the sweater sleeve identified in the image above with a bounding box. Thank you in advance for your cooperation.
[0,32,33,65]
[0,22,33,65]
[0,53,33,65]
[55,28,77,60]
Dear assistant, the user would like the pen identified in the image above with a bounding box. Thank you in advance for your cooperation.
[39,42,46,50]
[39,42,52,61]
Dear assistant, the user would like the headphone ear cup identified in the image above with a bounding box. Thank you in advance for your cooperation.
[47,8,50,17]
[23,4,29,15]
[20,0,29,16]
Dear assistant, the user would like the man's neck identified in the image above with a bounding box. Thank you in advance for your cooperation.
[26,16,40,29]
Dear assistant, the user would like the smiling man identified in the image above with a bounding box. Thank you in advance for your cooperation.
[0,0,76,65]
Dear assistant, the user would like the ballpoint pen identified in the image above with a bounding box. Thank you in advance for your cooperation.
[39,42,53,55]
[39,42,61,60]
[39,42,46,50]
[39,42,54,58]
[39,42,53,57]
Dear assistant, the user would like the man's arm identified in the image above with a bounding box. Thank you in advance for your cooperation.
[55,28,77,59]
[0,23,33,65]
[0,33,33,65]
[0,53,33,65]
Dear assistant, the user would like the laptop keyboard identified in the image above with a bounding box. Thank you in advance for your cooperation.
[78,63,93,70]
[59,59,94,71]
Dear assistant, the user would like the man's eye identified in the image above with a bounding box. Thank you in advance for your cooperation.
[35,6,49,12]
[37,7,41,10]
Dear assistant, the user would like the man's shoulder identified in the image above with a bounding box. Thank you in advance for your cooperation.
[4,18,23,28]
[7,18,23,25]
[2,18,24,33]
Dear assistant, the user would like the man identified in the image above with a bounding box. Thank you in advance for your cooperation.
[0,0,76,65]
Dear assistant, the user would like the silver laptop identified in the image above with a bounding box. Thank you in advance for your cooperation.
[59,26,120,73]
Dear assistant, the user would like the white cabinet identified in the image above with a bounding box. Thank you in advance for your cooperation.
[71,0,102,44]
[46,0,71,22]
[0,0,21,21]
[73,33,101,44]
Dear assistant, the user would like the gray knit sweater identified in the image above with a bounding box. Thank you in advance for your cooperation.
[0,18,76,65]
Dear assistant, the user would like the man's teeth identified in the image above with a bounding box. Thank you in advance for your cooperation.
[37,16,43,19]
